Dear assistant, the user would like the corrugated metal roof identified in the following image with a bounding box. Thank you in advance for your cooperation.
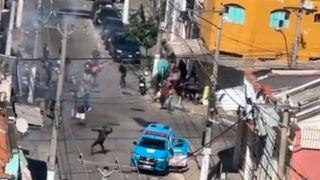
[15,104,43,126]
[216,86,245,111]
[168,39,210,57]
[300,124,320,149]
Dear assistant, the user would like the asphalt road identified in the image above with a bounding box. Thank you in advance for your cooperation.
[18,0,238,180]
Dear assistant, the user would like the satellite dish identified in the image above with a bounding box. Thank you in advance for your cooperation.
[303,0,314,10]
[16,118,29,134]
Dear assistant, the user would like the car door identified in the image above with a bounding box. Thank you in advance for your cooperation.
[168,135,174,159]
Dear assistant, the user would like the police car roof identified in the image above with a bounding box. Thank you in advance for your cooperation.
[144,123,173,136]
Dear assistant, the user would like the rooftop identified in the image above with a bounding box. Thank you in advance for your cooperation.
[245,69,320,99]
[290,129,320,180]
[0,112,10,179]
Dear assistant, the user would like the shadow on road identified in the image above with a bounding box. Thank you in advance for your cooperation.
[92,149,111,155]
[58,8,91,19]
[120,90,134,96]
[138,169,169,177]
[132,117,154,127]
[208,147,239,179]
[130,108,145,112]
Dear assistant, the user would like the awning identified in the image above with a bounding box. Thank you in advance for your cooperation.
[167,38,211,58]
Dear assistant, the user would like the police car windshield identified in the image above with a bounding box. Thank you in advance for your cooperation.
[138,137,166,150]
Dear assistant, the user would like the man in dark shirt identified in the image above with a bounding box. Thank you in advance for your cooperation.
[91,46,101,58]
[119,63,127,88]
[91,126,113,155]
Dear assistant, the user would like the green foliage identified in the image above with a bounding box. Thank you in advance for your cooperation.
[126,8,158,50]
[140,56,153,71]
[150,74,161,94]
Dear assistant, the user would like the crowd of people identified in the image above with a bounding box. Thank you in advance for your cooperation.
[153,59,203,112]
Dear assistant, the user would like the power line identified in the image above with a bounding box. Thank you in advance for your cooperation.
[257,113,310,180]
[218,110,282,179]
[167,1,281,54]
[164,5,309,178]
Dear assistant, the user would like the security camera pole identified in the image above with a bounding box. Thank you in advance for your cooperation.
[122,0,130,24]
[199,7,224,180]
[5,0,16,56]
[284,0,317,68]
[33,0,42,58]
[47,23,68,180]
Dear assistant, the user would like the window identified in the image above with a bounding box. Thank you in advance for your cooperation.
[138,137,167,150]
[270,10,290,28]
[314,14,320,22]
[224,4,246,24]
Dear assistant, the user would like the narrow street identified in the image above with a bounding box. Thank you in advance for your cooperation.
[17,0,237,180]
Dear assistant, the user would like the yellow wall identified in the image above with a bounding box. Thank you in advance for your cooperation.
[200,0,320,62]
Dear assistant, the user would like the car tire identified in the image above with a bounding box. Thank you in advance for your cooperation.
[158,166,169,176]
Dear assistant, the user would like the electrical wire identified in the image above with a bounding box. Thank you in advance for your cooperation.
[163,5,310,178]
[41,2,311,179]
[64,123,90,180]
[198,53,309,179]
[216,109,282,180]
[193,20,283,55]
[167,1,283,54]
[257,113,310,180]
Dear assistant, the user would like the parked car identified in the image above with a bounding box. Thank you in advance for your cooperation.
[89,0,123,2]
[100,17,124,41]
[113,0,124,3]
[130,123,190,174]
[108,34,141,64]
[104,30,124,49]
[93,7,120,25]
[90,0,114,19]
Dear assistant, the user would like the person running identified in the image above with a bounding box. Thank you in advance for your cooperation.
[91,46,101,59]
[79,69,94,111]
[43,43,50,62]
[43,43,52,86]
[118,63,127,88]
[64,57,71,82]
[91,126,113,155]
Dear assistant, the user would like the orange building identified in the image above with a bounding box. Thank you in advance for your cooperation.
[200,0,320,62]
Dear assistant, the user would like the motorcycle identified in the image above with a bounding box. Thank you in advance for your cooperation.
[75,104,87,125]
[71,90,87,125]
[138,75,147,96]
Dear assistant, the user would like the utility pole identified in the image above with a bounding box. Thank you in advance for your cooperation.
[16,0,23,28]
[163,0,170,29]
[286,0,316,68]
[33,0,42,58]
[169,0,178,41]
[277,104,290,180]
[212,10,224,92]
[199,7,224,180]
[152,0,164,76]
[5,0,16,56]
[122,0,130,24]
[47,24,68,180]
[0,0,4,24]
[290,1,303,69]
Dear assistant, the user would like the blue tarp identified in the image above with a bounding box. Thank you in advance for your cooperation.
[5,153,19,180]
[156,59,169,76]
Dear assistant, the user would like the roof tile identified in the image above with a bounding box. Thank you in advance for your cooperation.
[0,113,10,178]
